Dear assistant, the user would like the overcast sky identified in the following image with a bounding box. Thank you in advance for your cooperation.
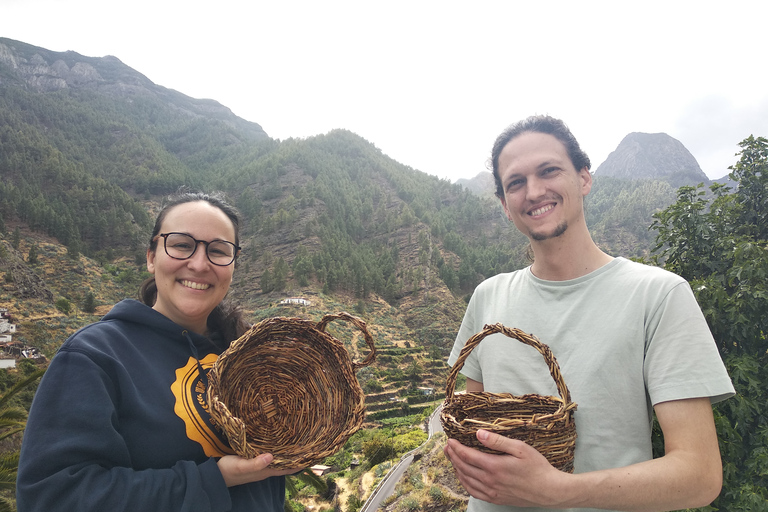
[3,0,767,182]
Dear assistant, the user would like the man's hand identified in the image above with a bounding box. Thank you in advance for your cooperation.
[444,429,572,507]
[217,453,301,487]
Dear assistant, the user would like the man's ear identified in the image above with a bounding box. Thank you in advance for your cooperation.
[500,196,513,221]
[580,167,593,196]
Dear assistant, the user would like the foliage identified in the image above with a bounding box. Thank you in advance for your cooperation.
[54,297,71,316]
[650,135,768,510]
[588,176,677,258]
[363,432,397,467]
[0,369,45,511]
[81,292,97,314]
[285,468,328,512]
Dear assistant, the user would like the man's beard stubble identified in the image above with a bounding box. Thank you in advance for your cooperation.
[529,221,568,241]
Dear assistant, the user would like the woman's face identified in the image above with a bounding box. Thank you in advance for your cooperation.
[146,201,237,334]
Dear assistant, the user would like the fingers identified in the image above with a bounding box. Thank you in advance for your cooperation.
[218,453,296,487]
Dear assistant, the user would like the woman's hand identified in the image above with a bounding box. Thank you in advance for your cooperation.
[217,453,301,487]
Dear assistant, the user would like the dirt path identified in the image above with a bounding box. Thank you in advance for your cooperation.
[361,472,375,500]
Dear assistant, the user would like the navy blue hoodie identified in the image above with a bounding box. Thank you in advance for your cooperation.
[17,299,285,512]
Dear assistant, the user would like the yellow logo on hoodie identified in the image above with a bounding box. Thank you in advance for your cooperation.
[171,354,235,457]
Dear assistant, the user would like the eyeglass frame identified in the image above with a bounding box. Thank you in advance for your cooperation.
[153,232,241,266]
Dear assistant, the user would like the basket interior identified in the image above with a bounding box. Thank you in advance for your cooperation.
[215,334,363,449]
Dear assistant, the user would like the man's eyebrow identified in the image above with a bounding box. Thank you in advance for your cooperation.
[536,160,561,170]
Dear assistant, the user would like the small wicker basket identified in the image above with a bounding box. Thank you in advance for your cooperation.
[441,323,577,472]
[207,312,376,469]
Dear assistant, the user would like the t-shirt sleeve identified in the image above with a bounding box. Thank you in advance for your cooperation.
[643,281,735,405]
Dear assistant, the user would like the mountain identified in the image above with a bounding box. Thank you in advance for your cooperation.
[0,38,268,140]
[594,132,709,188]
[455,172,496,198]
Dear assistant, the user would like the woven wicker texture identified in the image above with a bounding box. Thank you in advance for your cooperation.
[207,312,376,469]
[441,323,577,472]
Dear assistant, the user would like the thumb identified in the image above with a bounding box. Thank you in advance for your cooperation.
[476,429,526,457]
[252,452,274,470]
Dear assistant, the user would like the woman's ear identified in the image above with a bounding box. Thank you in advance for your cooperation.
[146,248,156,274]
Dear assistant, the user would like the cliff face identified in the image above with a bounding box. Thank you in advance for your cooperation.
[594,132,709,188]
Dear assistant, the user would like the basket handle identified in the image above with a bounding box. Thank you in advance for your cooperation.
[445,323,573,409]
[316,312,376,371]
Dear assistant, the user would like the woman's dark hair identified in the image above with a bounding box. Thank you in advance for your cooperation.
[489,115,591,198]
[138,190,249,344]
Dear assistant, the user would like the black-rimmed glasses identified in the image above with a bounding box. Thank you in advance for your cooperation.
[155,232,240,266]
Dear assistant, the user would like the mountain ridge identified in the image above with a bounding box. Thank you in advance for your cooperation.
[0,37,268,141]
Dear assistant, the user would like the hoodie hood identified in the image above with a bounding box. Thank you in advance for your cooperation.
[102,299,218,353]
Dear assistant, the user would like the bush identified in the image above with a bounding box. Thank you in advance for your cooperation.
[400,497,420,512]
[55,298,71,315]
[428,486,445,504]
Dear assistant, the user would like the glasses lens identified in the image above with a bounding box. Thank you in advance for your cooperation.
[207,241,236,265]
[164,233,197,259]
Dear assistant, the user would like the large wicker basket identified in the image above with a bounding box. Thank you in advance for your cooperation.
[207,312,376,469]
[440,323,577,472]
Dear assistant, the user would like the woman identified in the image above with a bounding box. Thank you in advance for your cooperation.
[17,191,296,512]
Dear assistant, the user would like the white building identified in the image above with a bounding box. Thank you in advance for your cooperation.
[279,297,311,306]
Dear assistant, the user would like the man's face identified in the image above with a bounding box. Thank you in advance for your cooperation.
[497,132,592,242]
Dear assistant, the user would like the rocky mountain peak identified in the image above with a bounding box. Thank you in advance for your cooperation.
[594,132,709,187]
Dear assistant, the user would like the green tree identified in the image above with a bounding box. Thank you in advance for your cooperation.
[272,257,289,292]
[260,269,274,294]
[26,244,38,266]
[11,229,20,251]
[362,433,397,467]
[0,369,45,511]
[81,291,97,314]
[292,247,314,287]
[650,136,768,510]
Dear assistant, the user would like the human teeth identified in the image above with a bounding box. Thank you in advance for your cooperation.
[181,280,210,290]
[530,205,554,216]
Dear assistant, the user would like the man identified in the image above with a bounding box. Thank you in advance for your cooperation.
[444,115,734,512]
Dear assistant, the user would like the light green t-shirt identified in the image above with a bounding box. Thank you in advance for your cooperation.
[448,257,734,512]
